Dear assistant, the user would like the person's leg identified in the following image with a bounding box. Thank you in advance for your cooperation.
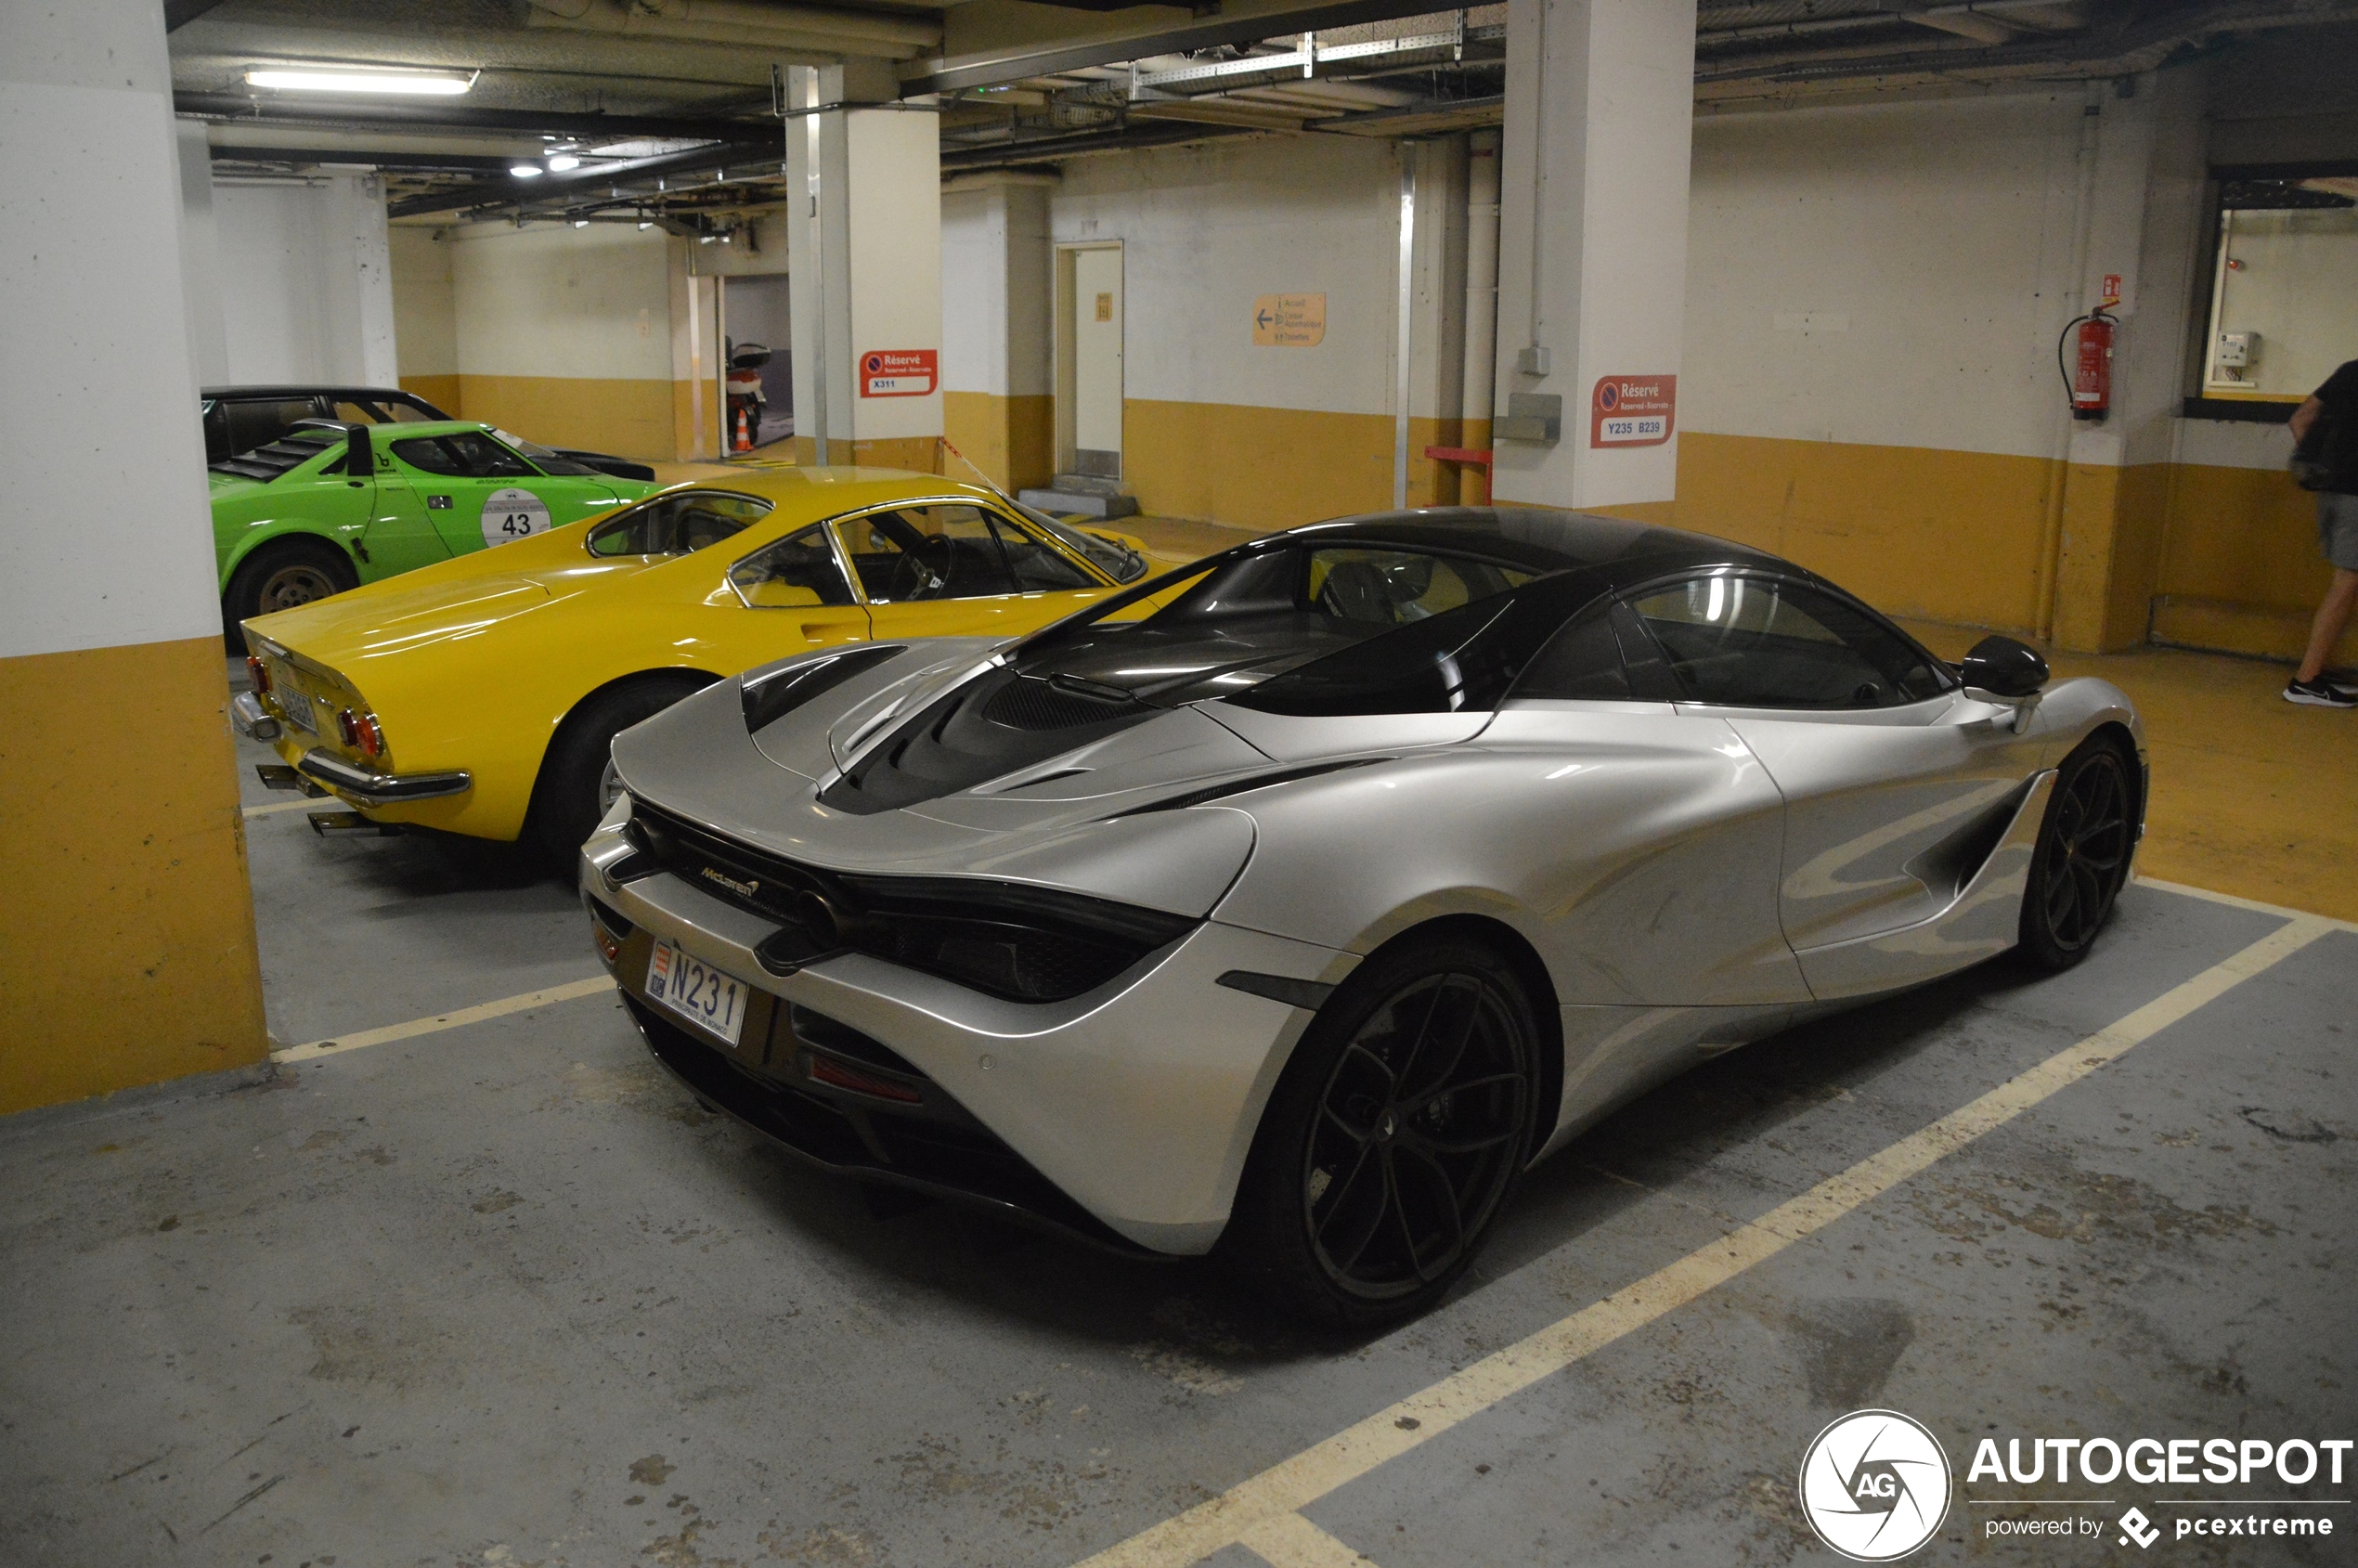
[2298,493,2358,685]
[2295,566,2358,684]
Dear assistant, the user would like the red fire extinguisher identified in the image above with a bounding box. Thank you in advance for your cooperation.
[2058,307,2115,421]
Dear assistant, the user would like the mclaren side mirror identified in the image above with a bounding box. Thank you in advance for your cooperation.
[1960,634,2048,732]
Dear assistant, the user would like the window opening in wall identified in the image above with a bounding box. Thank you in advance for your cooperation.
[2198,171,2358,409]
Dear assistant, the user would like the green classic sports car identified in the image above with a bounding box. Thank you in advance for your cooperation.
[210,419,660,628]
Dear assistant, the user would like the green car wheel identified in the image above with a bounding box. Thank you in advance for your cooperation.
[225,538,360,628]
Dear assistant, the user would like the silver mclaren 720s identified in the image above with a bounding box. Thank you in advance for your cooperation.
[579,507,2144,1324]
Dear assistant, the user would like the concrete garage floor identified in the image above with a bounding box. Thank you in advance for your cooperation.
[0,660,2352,1565]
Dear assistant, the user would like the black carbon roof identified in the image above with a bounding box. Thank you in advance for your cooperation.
[1274,507,1790,582]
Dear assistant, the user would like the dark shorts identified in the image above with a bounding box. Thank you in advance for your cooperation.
[2322,492,2358,572]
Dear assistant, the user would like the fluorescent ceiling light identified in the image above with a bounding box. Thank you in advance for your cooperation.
[245,66,476,97]
[545,153,581,172]
[510,163,544,178]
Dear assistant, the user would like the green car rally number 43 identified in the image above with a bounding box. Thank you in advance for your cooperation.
[209,418,658,629]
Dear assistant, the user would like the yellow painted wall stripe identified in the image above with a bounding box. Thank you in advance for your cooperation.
[1074,914,2334,1568]
[272,975,615,1064]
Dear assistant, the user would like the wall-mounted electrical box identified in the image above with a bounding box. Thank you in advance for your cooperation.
[1496,392,1562,444]
[2216,331,2259,369]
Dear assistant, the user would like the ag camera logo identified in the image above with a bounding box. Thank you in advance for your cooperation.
[1800,1409,1952,1561]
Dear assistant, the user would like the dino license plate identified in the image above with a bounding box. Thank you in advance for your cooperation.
[645,940,746,1047]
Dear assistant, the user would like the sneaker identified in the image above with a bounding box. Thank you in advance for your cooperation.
[2284,677,2358,708]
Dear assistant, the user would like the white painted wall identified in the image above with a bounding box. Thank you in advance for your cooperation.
[175,122,228,387]
[212,175,397,388]
[389,226,457,381]
[943,175,1054,400]
[1049,134,1405,415]
[1684,91,2094,460]
[0,0,219,656]
[445,222,673,381]
[944,183,1010,396]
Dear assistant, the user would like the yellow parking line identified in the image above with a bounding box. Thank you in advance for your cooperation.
[1236,1511,1380,1566]
[242,797,324,819]
[1074,914,2335,1568]
[271,976,617,1064]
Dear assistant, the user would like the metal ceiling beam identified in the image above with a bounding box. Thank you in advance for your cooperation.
[209,147,548,174]
[386,138,781,219]
[939,118,1255,170]
[901,0,1479,97]
[174,91,768,145]
[164,0,236,32]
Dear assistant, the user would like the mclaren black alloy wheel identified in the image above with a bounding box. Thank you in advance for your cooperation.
[2017,736,2136,972]
[1229,936,1541,1328]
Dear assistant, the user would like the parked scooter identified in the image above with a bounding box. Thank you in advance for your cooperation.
[726,342,770,452]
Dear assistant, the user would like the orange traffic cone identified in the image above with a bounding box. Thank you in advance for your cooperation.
[732,404,753,453]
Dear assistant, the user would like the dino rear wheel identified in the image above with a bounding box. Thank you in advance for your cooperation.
[528,675,714,872]
[2016,736,2136,972]
[1227,934,1540,1328]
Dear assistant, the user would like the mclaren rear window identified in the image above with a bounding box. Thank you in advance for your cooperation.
[207,427,342,483]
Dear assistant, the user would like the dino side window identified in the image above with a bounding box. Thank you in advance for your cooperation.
[587,492,774,558]
[727,524,855,608]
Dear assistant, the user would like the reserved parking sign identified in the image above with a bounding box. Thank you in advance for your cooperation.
[1590,374,1677,447]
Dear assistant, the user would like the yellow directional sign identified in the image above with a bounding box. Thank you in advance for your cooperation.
[1251,292,1326,347]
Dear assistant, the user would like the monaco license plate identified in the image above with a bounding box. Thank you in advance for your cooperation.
[645,940,747,1047]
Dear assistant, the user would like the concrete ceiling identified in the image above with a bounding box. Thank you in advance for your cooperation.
[171,0,2358,223]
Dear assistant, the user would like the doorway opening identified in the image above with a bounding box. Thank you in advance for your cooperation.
[1056,243,1124,482]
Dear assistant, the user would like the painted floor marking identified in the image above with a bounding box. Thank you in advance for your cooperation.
[1074,914,2334,1568]
[242,797,324,819]
[1236,1510,1376,1566]
[270,976,616,1064]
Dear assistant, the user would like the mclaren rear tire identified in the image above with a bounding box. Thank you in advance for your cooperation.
[528,674,714,873]
[2015,734,2136,973]
[1225,934,1542,1328]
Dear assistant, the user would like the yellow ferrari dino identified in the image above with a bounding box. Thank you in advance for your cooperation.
[234,467,1145,863]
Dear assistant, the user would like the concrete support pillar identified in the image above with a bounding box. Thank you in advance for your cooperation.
[1401,137,1471,508]
[941,172,1056,491]
[786,63,943,472]
[175,122,230,387]
[207,172,397,386]
[2048,67,2209,652]
[0,0,268,1113]
[1490,0,1698,513]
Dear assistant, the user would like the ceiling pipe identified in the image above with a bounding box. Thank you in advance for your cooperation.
[387,137,781,218]
[524,0,938,60]
[901,0,1473,97]
[173,92,770,146]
